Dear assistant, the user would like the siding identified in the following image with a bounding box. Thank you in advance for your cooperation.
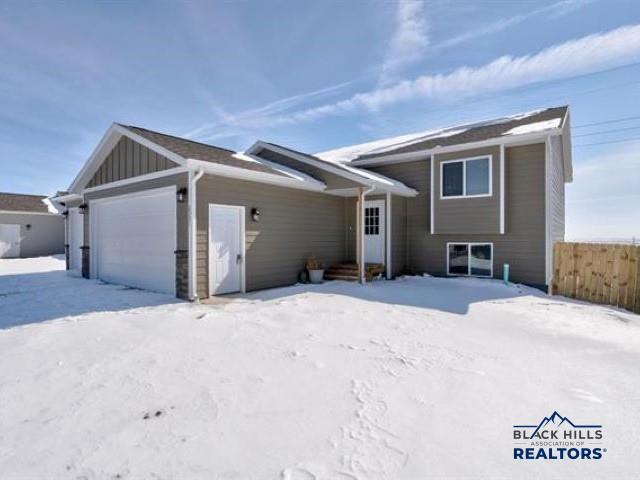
[196,175,346,297]
[86,136,178,188]
[433,146,501,234]
[366,143,547,286]
[390,195,407,276]
[549,135,565,247]
[0,212,64,257]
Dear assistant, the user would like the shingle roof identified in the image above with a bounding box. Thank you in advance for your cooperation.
[0,192,49,213]
[120,125,287,177]
[317,106,568,164]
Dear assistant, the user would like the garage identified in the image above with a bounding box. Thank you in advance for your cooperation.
[90,187,176,295]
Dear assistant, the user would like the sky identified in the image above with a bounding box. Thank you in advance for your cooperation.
[0,0,639,239]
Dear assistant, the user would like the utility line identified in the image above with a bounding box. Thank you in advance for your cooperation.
[573,116,640,129]
[573,137,640,148]
[573,125,640,138]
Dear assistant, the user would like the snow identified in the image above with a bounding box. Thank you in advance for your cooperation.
[41,197,62,214]
[502,118,562,136]
[1,256,638,478]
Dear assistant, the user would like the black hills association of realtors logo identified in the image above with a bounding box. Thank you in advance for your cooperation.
[513,411,605,460]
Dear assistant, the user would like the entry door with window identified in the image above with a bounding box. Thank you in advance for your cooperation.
[209,204,244,295]
[364,200,385,264]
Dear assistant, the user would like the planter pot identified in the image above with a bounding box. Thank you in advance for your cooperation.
[308,269,324,284]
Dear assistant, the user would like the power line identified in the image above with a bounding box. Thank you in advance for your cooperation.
[573,116,640,129]
[573,125,640,138]
[573,137,640,148]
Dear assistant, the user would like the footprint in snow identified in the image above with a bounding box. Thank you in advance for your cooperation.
[281,467,316,480]
[570,388,603,404]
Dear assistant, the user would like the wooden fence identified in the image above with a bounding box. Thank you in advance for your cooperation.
[551,242,640,314]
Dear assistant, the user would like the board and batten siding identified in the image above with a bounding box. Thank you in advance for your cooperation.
[366,143,547,286]
[196,175,347,297]
[86,136,178,188]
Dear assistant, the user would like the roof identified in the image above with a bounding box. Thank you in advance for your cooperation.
[316,106,569,164]
[0,192,53,213]
[120,125,287,177]
[247,141,418,197]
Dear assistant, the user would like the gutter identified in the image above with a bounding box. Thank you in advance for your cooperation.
[188,168,205,301]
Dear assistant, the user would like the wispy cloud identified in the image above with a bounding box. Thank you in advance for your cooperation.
[378,0,429,85]
[270,23,640,125]
[434,0,594,50]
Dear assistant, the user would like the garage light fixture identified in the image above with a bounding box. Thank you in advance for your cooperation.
[79,204,88,214]
[176,188,187,203]
[251,208,260,222]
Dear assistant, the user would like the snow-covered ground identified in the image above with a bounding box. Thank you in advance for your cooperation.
[0,256,638,479]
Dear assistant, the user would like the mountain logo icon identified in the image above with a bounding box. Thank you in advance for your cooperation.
[514,410,602,436]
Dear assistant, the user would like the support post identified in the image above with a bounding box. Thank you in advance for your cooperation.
[358,187,365,284]
[386,192,392,280]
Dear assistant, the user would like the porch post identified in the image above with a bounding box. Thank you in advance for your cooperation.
[358,187,365,284]
[386,192,392,280]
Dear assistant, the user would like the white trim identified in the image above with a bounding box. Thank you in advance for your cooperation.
[430,154,434,234]
[545,137,552,285]
[50,193,82,204]
[188,169,204,301]
[184,158,326,193]
[350,129,561,167]
[88,185,177,291]
[499,144,505,234]
[208,203,246,296]
[446,242,494,278]
[0,210,63,217]
[385,193,392,279]
[439,155,493,200]
[82,167,188,194]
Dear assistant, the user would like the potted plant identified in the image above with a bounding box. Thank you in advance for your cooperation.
[306,257,324,284]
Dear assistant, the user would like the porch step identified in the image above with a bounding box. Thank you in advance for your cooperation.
[324,263,385,282]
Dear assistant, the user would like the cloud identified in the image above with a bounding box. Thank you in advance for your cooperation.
[378,0,429,85]
[434,0,594,50]
[271,23,640,125]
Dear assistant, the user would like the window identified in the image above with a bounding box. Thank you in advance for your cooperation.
[441,156,491,198]
[365,207,379,235]
[447,243,493,277]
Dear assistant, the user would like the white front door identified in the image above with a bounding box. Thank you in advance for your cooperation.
[364,200,385,264]
[91,187,176,295]
[209,204,244,295]
[0,224,20,258]
[68,208,83,274]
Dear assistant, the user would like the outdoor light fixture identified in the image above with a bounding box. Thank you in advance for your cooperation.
[79,203,88,214]
[177,187,187,203]
[25,224,32,230]
[251,208,260,222]
[62,210,69,217]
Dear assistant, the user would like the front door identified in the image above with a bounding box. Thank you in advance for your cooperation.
[0,224,20,258]
[209,204,244,295]
[364,200,385,264]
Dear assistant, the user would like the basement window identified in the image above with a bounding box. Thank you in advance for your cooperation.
[441,156,492,198]
[447,243,493,277]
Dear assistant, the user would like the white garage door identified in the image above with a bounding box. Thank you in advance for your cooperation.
[91,187,176,295]
[0,224,20,258]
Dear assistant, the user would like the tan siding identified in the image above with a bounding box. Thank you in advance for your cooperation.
[366,143,547,286]
[390,195,407,276]
[433,146,500,234]
[85,136,179,189]
[196,175,346,297]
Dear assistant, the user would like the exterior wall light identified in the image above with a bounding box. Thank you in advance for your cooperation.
[79,204,88,214]
[177,187,187,203]
[251,208,260,222]
[25,224,32,230]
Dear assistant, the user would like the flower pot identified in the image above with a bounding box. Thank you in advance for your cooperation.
[308,269,324,284]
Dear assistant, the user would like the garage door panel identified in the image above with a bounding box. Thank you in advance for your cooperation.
[93,188,176,295]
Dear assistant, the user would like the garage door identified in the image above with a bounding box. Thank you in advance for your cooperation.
[0,224,20,258]
[91,187,176,295]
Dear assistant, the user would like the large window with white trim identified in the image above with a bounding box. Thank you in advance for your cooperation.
[441,156,491,198]
[447,243,493,277]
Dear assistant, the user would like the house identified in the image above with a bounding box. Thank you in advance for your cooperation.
[51,106,571,299]
[0,192,65,258]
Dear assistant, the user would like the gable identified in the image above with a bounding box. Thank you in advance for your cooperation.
[85,136,179,189]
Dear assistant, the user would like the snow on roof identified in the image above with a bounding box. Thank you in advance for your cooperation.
[501,118,562,136]
[315,107,565,164]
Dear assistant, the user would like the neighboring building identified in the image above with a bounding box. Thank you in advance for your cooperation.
[52,106,571,299]
[0,192,64,258]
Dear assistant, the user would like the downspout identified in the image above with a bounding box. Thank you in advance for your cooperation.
[188,168,205,301]
[358,184,376,284]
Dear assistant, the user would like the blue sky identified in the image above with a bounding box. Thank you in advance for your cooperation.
[1,0,639,239]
